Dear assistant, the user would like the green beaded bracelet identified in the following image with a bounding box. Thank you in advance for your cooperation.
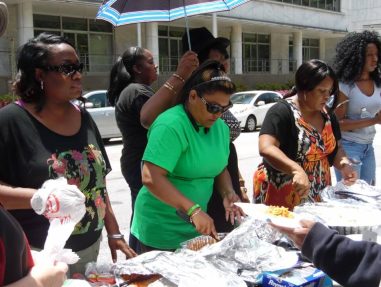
[187,203,201,216]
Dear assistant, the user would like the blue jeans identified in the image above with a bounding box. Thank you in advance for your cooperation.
[335,139,376,185]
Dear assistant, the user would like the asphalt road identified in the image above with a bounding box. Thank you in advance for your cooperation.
[97,126,381,263]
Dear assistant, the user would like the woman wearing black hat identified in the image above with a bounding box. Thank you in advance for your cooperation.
[140,27,249,234]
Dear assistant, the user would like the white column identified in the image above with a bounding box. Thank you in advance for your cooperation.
[319,37,326,61]
[293,31,303,69]
[18,1,34,45]
[146,22,159,73]
[231,24,242,75]
[270,33,289,75]
[137,23,142,47]
[212,13,217,37]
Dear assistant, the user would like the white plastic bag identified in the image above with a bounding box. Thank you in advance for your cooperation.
[31,177,86,264]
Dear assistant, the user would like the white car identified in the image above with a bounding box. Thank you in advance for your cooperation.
[81,90,121,141]
[230,90,282,132]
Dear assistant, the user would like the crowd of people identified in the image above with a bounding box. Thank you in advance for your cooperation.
[0,2,380,284]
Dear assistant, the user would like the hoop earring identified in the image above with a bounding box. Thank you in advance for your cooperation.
[40,81,44,91]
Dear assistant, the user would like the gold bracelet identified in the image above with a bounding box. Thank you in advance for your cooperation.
[172,73,185,83]
[189,208,202,224]
[163,82,176,94]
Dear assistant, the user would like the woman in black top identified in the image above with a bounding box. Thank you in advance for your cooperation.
[0,33,136,276]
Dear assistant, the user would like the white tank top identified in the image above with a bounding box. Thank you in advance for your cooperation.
[340,82,381,144]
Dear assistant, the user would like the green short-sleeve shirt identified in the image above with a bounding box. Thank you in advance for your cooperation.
[131,105,230,249]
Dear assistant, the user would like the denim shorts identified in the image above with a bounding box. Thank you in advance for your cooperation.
[334,139,375,185]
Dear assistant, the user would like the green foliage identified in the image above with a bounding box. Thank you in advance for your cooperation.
[0,94,15,102]
[234,82,248,92]
[255,80,294,91]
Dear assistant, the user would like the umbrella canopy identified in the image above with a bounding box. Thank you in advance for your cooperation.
[96,0,250,26]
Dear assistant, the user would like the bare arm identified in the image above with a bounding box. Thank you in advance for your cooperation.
[332,141,357,185]
[335,91,381,131]
[140,51,199,129]
[5,262,68,287]
[142,161,194,212]
[103,190,137,260]
[142,161,218,237]
[259,134,310,198]
[0,180,36,209]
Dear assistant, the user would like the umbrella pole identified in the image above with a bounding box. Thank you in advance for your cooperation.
[182,0,191,51]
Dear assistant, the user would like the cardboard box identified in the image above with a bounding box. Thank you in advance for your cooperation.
[262,266,330,287]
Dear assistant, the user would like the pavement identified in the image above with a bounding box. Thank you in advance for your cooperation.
[98,125,381,263]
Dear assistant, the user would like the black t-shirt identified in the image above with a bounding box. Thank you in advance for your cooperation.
[0,103,111,251]
[115,83,153,189]
[260,99,341,171]
[0,205,34,286]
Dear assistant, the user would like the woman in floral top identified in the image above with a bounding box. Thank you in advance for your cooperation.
[254,59,357,210]
[0,33,136,276]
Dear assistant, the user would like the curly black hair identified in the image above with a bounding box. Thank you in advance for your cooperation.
[333,30,381,86]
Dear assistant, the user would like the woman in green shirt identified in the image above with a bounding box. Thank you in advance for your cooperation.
[131,60,244,252]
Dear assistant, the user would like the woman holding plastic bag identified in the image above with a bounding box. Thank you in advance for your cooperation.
[0,33,136,276]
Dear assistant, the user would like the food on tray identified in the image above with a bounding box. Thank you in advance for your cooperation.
[86,273,115,284]
[266,205,294,218]
[185,235,218,251]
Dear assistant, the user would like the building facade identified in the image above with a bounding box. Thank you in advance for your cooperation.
[0,0,379,94]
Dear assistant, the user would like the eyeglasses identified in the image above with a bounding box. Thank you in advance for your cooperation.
[44,63,84,77]
[198,94,233,114]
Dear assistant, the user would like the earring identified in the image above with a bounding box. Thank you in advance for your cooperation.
[40,81,44,90]
[304,93,306,101]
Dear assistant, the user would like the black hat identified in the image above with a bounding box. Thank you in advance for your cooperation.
[0,2,8,38]
[182,27,230,54]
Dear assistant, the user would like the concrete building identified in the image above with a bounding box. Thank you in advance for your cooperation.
[0,0,380,94]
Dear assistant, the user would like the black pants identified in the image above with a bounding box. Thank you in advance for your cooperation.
[128,186,141,254]
[207,142,242,233]
[139,240,176,254]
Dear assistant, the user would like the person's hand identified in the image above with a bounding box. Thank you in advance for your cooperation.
[29,261,68,287]
[269,219,316,249]
[191,210,218,240]
[340,163,357,186]
[175,51,199,81]
[291,169,310,199]
[223,191,246,225]
[108,238,137,262]
[240,186,251,203]
[374,110,381,124]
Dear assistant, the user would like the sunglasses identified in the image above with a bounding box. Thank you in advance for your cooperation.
[198,94,233,114]
[44,63,84,77]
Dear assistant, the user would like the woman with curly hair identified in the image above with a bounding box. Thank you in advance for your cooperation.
[333,30,381,185]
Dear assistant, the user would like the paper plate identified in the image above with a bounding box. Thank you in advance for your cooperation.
[235,203,301,228]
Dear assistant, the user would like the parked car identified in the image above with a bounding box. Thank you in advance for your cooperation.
[81,90,121,141]
[230,90,282,132]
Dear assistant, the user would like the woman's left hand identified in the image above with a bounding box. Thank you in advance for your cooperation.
[341,163,357,186]
[108,238,137,262]
[223,192,246,225]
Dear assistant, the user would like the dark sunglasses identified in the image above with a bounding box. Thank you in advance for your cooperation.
[198,94,233,114]
[44,63,84,77]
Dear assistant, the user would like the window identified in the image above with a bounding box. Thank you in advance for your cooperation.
[303,38,319,61]
[271,0,340,11]
[33,14,113,73]
[289,38,296,72]
[242,33,270,73]
[86,92,107,108]
[158,26,185,73]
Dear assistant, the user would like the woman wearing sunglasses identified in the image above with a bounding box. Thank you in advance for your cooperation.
[131,60,245,252]
[254,59,356,210]
[0,33,136,276]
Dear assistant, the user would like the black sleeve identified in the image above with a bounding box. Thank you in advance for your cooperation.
[328,111,342,166]
[302,223,381,287]
[259,100,296,162]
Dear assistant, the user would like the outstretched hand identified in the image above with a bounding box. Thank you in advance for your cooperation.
[223,192,246,225]
[270,219,316,249]
[108,238,137,263]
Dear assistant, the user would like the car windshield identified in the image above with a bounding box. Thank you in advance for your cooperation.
[231,93,256,104]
